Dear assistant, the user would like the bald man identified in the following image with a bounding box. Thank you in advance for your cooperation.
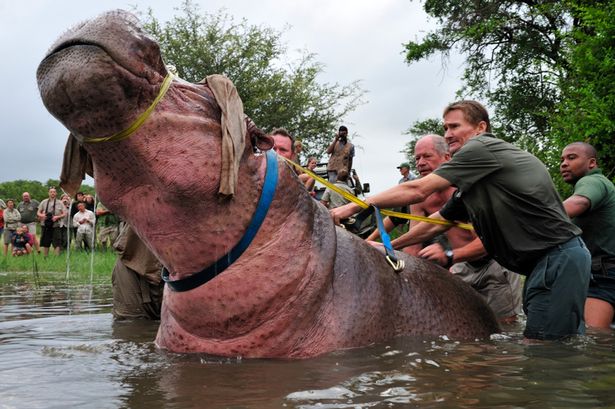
[561,142,615,330]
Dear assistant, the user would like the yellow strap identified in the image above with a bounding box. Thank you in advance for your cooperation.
[84,73,174,144]
[282,157,474,231]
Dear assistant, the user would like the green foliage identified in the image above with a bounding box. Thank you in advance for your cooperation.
[551,0,615,179]
[140,0,365,162]
[0,180,48,202]
[0,180,95,203]
[404,0,615,194]
[404,0,570,150]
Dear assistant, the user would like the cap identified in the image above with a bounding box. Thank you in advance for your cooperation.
[397,162,410,169]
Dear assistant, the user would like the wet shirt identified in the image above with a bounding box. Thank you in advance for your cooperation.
[435,133,580,274]
[570,168,615,259]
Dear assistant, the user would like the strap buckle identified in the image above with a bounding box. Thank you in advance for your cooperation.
[371,204,405,273]
[386,254,405,273]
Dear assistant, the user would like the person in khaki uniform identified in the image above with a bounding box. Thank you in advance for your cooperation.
[112,223,164,320]
[37,187,67,256]
[326,125,355,183]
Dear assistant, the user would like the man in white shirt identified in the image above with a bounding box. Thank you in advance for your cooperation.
[72,201,96,251]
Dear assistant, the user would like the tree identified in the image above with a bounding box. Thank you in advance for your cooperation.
[0,180,95,203]
[551,0,615,179]
[0,180,49,203]
[404,0,570,154]
[403,0,615,191]
[140,0,365,162]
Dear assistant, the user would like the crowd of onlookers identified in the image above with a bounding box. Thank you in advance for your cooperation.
[0,188,120,257]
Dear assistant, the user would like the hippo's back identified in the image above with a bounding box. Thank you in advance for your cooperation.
[329,228,500,342]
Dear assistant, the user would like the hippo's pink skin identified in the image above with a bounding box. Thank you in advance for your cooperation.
[37,10,499,358]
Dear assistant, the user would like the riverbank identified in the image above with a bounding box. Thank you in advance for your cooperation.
[0,250,116,285]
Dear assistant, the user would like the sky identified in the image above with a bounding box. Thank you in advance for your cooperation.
[0,0,463,194]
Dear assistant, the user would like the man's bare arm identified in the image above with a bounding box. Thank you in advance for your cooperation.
[330,173,451,224]
[444,237,488,264]
[563,194,591,218]
[390,211,451,250]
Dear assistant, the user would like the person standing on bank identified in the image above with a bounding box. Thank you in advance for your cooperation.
[73,201,96,251]
[331,100,590,341]
[3,200,21,256]
[37,187,67,256]
[18,192,40,253]
[326,125,355,183]
[560,142,615,330]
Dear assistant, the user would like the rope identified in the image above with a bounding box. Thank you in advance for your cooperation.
[84,73,174,144]
[282,157,473,231]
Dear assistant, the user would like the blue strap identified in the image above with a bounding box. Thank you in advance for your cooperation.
[372,205,404,272]
[161,149,279,292]
[372,205,395,258]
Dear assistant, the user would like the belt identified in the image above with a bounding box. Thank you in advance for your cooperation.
[553,236,585,252]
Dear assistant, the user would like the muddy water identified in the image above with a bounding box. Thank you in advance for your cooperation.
[1,283,615,409]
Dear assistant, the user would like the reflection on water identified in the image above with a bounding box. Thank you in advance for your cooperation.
[0,281,112,321]
[1,284,615,408]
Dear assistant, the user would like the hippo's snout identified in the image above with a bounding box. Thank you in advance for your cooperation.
[37,9,168,141]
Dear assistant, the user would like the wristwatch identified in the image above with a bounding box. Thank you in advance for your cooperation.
[445,249,454,268]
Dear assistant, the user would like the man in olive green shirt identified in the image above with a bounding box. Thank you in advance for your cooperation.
[18,192,40,253]
[332,100,590,340]
[561,142,615,330]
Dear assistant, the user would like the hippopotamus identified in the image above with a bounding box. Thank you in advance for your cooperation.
[37,10,499,358]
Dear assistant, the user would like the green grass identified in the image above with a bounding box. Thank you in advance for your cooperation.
[0,250,117,286]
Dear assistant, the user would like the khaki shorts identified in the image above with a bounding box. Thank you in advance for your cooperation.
[451,259,523,319]
[3,229,15,245]
[25,222,38,237]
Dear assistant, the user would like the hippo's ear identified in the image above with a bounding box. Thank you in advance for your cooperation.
[245,116,274,151]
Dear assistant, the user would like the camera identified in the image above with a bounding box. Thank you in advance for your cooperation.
[44,212,54,228]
